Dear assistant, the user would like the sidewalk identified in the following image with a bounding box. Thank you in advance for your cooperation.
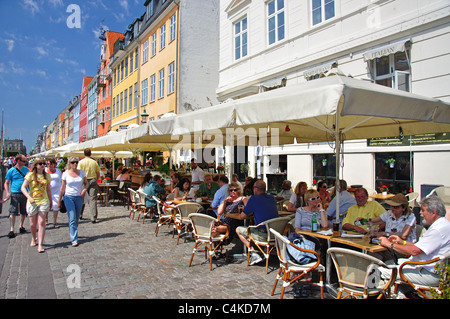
[0,200,330,300]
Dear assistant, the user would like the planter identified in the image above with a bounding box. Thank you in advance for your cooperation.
[389,163,395,168]
[382,191,387,196]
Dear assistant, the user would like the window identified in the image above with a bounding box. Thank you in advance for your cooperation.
[170,14,177,42]
[135,48,139,70]
[312,0,335,26]
[159,69,165,99]
[234,17,248,60]
[313,154,336,186]
[134,83,138,108]
[141,79,148,105]
[120,61,124,81]
[143,40,149,63]
[267,0,285,45]
[168,62,175,94]
[150,74,156,102]
[375,152,412,194]
[371,51,411,92]
[124,89,128,113]
[160,24,166,50]
[120,92,123,114]
[112,97,115,118]
[146,0,154,19]
[116,95,119,116]
[129,86,133,111]
[129,51,133,72]
[152,33,157,56]
[125,56,128,77]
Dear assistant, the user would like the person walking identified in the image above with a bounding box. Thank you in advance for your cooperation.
[21,159,52,253]
[58,157,88,247]
[78,148,100,223]
[3,154,29,238]
[46,158,62,228]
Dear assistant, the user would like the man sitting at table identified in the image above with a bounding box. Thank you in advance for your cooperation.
[199,174,220,200]
[236,180,279,266]
[210,175,229,216]
[326,180,356,223]
[377,196,450,298]
[342,187,386,234]
[143,175,166,209]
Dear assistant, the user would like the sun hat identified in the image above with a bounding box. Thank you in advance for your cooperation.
[385,193,411,212]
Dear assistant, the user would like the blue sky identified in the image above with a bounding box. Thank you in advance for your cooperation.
[0,0,146,153]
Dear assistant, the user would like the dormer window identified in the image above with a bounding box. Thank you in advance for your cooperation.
[146,0,154,20]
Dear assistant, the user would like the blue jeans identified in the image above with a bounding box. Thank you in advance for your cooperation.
[63,195,83,244]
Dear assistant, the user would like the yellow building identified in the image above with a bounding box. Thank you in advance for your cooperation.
[110,22,141,132]
[139,2,178,121]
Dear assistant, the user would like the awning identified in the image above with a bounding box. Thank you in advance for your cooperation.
[303,61,337,78]
[363,39,410,61]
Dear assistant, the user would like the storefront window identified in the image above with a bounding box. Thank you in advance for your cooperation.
[313,154,336,186]
[375,152,412,194]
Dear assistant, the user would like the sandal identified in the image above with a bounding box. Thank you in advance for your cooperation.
[54,224,60,229]
[37,246,45,253]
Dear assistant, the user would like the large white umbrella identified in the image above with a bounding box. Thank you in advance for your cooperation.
[128,75,450,220]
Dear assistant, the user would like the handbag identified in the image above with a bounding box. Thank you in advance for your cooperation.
[60,199,67,213]
[285,232,317,265]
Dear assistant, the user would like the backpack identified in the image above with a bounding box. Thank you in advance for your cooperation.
[285,232,317,265]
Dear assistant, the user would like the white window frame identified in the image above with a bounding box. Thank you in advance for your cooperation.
[312,0,335,26]
[370,51,411,92]
[267,0,285,46]
[159,69,165,99]
[143,40,149,64]
[146,0,154,20]
[168,62,175,94]
[234,16,248,60]
[160,24,166,51]
[141,79,148,105]
[152,33,157,56]
[170,14,177,42]
[150,74,156,102]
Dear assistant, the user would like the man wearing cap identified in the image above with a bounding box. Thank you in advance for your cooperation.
[342,187,386,234]
[78,148,100,223]
[378,196,450,297]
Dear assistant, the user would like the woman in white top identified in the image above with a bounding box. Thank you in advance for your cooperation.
[58,157,88,247]
[46,158,62,228]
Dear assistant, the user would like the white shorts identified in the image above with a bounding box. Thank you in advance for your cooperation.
[26,203,50,217]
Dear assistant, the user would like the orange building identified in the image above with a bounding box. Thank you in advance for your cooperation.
[97,31,124,137]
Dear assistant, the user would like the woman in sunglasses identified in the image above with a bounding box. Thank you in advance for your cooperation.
[21,159,52,253]
[294,189,329,231]
[215,182,248,239]
[58,157,88,247]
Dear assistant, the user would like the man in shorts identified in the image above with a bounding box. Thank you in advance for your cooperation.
[4,154,29,238]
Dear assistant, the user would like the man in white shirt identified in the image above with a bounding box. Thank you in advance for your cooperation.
[378,196,450,297]
[190,159,204,187]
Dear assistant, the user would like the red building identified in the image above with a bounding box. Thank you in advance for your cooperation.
[79,76,93,143]
[97,31,124,137]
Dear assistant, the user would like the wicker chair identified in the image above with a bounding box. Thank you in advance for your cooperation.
[127,188,143,220]
[394,252,450,299]
[174,203,202,244]
[328,247,397,299]
[246,216,292,273]
[136,190,156,224]
[188,213,230,270]
[152,196,177,237]
[269,228,325,299]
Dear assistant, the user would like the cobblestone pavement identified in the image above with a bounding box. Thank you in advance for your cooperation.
[0,200,332,301]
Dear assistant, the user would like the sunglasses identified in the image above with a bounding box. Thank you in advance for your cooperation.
[36,163,45,166]
[308,196,320,201]
[229,189,238,192]
[71,161,79,164]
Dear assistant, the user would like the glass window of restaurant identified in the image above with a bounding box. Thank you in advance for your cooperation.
[313,154,336,187]
[375,152,412,194]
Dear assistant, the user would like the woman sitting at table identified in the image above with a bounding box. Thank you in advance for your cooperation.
[117,168,130,182]
[174,178,194,200]
[214,182,248,239]
[317,180,331,208]
[287,181,308,212]
[295,189,329,231]
[369,193,417,243]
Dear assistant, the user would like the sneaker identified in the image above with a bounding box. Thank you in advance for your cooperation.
[7,231,15,238]
[249,252,263,265]
[19,227,26,234]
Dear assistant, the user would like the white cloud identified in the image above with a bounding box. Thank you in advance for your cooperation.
[9,62,25,75]
[48,0,63,7]
[22,0,40,15]
[4,40,15,52]
[36,46,49,57]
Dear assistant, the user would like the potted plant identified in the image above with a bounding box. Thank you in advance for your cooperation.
[217,165,225,173]
[386,158,396,168]
[431,260,450,299]
[380,185,389,195]
[322,158,327,166]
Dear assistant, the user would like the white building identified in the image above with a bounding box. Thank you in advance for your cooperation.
[218,0,450,197]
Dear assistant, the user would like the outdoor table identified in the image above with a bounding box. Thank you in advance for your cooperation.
[369,193,395,201]
[278,210,294,217]
[98,183,118,207]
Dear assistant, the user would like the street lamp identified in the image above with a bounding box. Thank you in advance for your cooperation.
[140,108,149,124]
